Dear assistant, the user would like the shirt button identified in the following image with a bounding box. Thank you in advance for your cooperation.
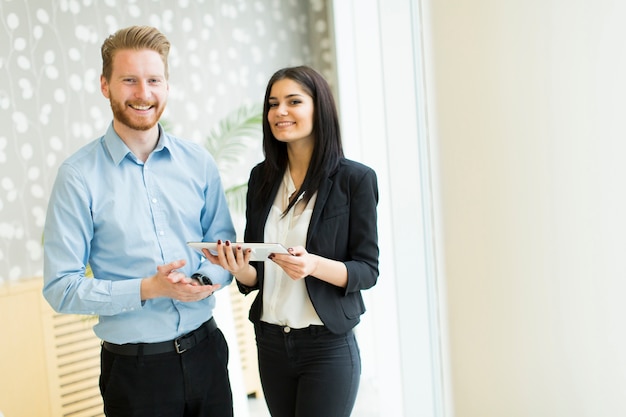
[152,198,157,203]
[283,326,291,333]
[159,231,165,236]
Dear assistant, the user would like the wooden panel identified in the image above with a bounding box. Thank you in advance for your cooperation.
[0,278,52,417]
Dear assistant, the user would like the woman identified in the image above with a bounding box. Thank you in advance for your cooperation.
[206,65,379,417]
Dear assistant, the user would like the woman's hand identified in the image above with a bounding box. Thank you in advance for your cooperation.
[204,240,258,287]
[203,240,253,276]
[271,246,348,288]
[270,246,319,281]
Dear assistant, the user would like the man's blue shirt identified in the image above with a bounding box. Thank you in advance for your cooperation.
[43,123,236,344]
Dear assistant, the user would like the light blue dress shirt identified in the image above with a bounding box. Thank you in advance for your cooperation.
[43,123,236,344]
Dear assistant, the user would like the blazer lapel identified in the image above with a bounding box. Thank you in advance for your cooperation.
[307,176,333,245]
[254,180,281,241]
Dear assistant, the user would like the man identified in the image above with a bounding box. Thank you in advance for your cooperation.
[43,26,236,417]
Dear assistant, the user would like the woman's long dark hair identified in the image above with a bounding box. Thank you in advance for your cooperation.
[254,66,344,214]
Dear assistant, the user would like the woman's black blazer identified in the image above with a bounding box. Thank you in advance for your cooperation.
[239,158,379,335]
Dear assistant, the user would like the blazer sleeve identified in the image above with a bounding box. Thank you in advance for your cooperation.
[304,160,380,333]
[306,161,379,294]
[344,166,379,294]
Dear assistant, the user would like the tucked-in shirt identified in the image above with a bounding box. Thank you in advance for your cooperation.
[43,123,236,344]
[260,168,323,328]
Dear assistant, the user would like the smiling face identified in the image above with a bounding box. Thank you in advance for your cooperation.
[100,48,169,135]
[267,78,315,148]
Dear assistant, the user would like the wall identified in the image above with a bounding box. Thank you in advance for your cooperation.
[0,0,333,283]
[424,0,626,416]
[332,0,626,415]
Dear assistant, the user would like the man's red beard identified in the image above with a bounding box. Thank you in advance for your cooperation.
[109,98,165,131]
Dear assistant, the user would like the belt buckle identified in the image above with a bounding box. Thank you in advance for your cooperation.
[174,337,187,354]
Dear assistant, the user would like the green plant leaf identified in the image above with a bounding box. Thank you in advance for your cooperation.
[225,183,248,214]
[205,103,263,172]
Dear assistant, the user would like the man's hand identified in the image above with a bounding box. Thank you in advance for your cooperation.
[140,259,220,301]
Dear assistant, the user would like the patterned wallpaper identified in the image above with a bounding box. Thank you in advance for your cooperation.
[0,0,334,283]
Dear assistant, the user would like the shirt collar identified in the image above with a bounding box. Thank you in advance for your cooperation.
[283,167,297,196]
[103,123,171,165]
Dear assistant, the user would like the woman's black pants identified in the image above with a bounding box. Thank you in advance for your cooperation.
[255,321,361,417]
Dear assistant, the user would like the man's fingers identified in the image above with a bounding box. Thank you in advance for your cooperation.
[157,259,186,275]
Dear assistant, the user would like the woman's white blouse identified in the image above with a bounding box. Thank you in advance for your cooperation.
[260,168,323,328]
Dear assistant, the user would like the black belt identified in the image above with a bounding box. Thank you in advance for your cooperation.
[102,317,217,356]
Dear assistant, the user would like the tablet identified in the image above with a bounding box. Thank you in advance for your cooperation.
[187,242,290,261]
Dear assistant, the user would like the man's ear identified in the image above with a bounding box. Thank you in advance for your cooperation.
[100,75,110,98]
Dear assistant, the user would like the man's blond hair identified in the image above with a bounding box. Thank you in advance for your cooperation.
[101,25,170,81]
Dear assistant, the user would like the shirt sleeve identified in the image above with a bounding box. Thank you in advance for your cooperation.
[43,163,143,316]
[195,160,236,287]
